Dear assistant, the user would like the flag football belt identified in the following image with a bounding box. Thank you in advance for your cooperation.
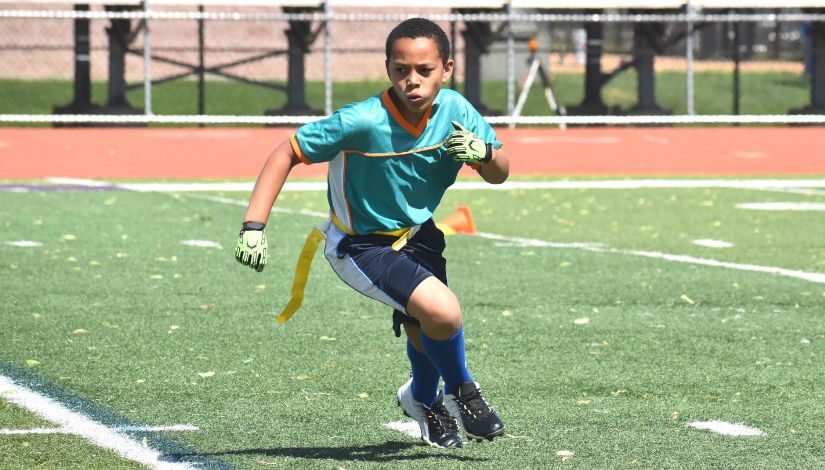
[275,213,417,324]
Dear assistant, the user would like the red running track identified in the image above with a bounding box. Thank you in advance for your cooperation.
[1,127,824,179]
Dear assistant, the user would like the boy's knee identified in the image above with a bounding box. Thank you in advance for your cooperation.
[407,278,462,337]
[422,303,461,330]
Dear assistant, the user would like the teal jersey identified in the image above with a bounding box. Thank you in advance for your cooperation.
[291,88,501,234]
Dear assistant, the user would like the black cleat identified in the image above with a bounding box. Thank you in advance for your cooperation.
[397,378,463,449]
[444,381,505,441]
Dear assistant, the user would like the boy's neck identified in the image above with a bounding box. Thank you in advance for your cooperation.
[388,88,425,126]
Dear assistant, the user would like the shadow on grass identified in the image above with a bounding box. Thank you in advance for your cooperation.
[165,440,488,463]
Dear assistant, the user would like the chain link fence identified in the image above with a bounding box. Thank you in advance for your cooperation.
[0,3,822,125]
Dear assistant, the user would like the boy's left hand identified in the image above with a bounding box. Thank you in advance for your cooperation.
[446,121,492,164]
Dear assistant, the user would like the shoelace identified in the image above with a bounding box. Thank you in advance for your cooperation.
[426,403,460,435]
[457,388,493,419]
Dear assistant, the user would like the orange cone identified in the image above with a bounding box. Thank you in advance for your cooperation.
[436,205,476,235]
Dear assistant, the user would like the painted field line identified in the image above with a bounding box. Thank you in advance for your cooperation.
[687,420,765,437]
[0,375,196,469]
[753,187,825,197]
[43,177,825,192]
[45,177,824,286]
[44,177,116,188]
[383,420,420,439]
[0,425,199,435]
[477,232,825,285]
[737,202,825,211]
[181,193,825,286]
[187,193,328,218]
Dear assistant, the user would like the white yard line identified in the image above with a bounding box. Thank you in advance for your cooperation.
[736,202,825,211]
[477,232,825,285]
[0,376,197,470]
[0,425,199,435]
[749,187,825,197]
[41,176,825,285]
[692,239,734,248]
[687,420,765,437]
[383,420,420,439]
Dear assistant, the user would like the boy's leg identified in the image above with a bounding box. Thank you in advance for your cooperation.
[403,322,440,407]
[406,276,505,441]
[396,321,462,449]
[406,276,472,393]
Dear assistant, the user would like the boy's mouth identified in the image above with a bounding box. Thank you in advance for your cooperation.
[406,94,423,104]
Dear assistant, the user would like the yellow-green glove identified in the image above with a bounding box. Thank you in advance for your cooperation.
[235,221,267,272]
[446,121,492,164]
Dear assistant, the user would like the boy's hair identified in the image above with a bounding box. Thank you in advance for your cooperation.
[385,18,451,66]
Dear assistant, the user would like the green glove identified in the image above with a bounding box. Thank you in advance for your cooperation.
[235,221,267,272]
[446,121,492,164]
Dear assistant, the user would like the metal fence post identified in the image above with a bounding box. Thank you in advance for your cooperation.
[686,0,695,116]
[506,0,515,116]
[324,0,332,116]
[143,0,152,115]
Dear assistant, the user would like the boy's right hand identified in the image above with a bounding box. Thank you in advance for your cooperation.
[235,221,267,272]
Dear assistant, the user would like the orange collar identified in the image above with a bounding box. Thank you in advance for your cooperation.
[381,89,432,138]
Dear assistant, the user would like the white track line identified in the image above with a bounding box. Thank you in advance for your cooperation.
[0,376,196,469]
[43,177,115,187]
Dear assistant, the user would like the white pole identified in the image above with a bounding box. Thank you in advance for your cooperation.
[686,0,695,116]
[510,57,539,129]
[506,0,515,116]
[143,0,152,115]
[324,0,332,116]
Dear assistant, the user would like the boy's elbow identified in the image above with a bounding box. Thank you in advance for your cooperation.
[486,172,508,185]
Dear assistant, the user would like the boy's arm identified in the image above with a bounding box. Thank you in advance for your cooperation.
[475,147,509,184]
[235,139,302,272]
[445,121,509,184]
[244,139,302,224]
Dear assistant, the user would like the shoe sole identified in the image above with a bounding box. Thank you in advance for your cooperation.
[450,409,506,442]
[396,398,462,449]
[464,427,506,442]
[443,394,505,442]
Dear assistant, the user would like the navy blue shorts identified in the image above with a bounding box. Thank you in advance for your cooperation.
[322,218,447,319]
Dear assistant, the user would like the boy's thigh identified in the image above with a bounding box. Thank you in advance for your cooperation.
[323,224,437,313]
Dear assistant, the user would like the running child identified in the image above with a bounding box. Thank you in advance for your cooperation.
[235,17,510,448]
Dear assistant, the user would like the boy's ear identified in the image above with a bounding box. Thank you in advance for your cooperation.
[442,58,455,83]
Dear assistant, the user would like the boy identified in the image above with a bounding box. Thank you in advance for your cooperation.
[235,18,510,449]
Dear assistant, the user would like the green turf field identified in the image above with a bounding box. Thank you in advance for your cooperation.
[1,178,825,468]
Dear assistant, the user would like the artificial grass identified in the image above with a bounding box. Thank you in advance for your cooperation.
[1,181,824,468]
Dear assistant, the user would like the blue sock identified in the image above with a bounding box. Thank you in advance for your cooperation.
[406,340,440,407]
[419,326,474,396]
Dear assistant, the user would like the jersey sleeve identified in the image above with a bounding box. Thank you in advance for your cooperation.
[290,112,347,164]
[461,102,503,150]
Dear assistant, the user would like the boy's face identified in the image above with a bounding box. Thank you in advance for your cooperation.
[386,37,454,123]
